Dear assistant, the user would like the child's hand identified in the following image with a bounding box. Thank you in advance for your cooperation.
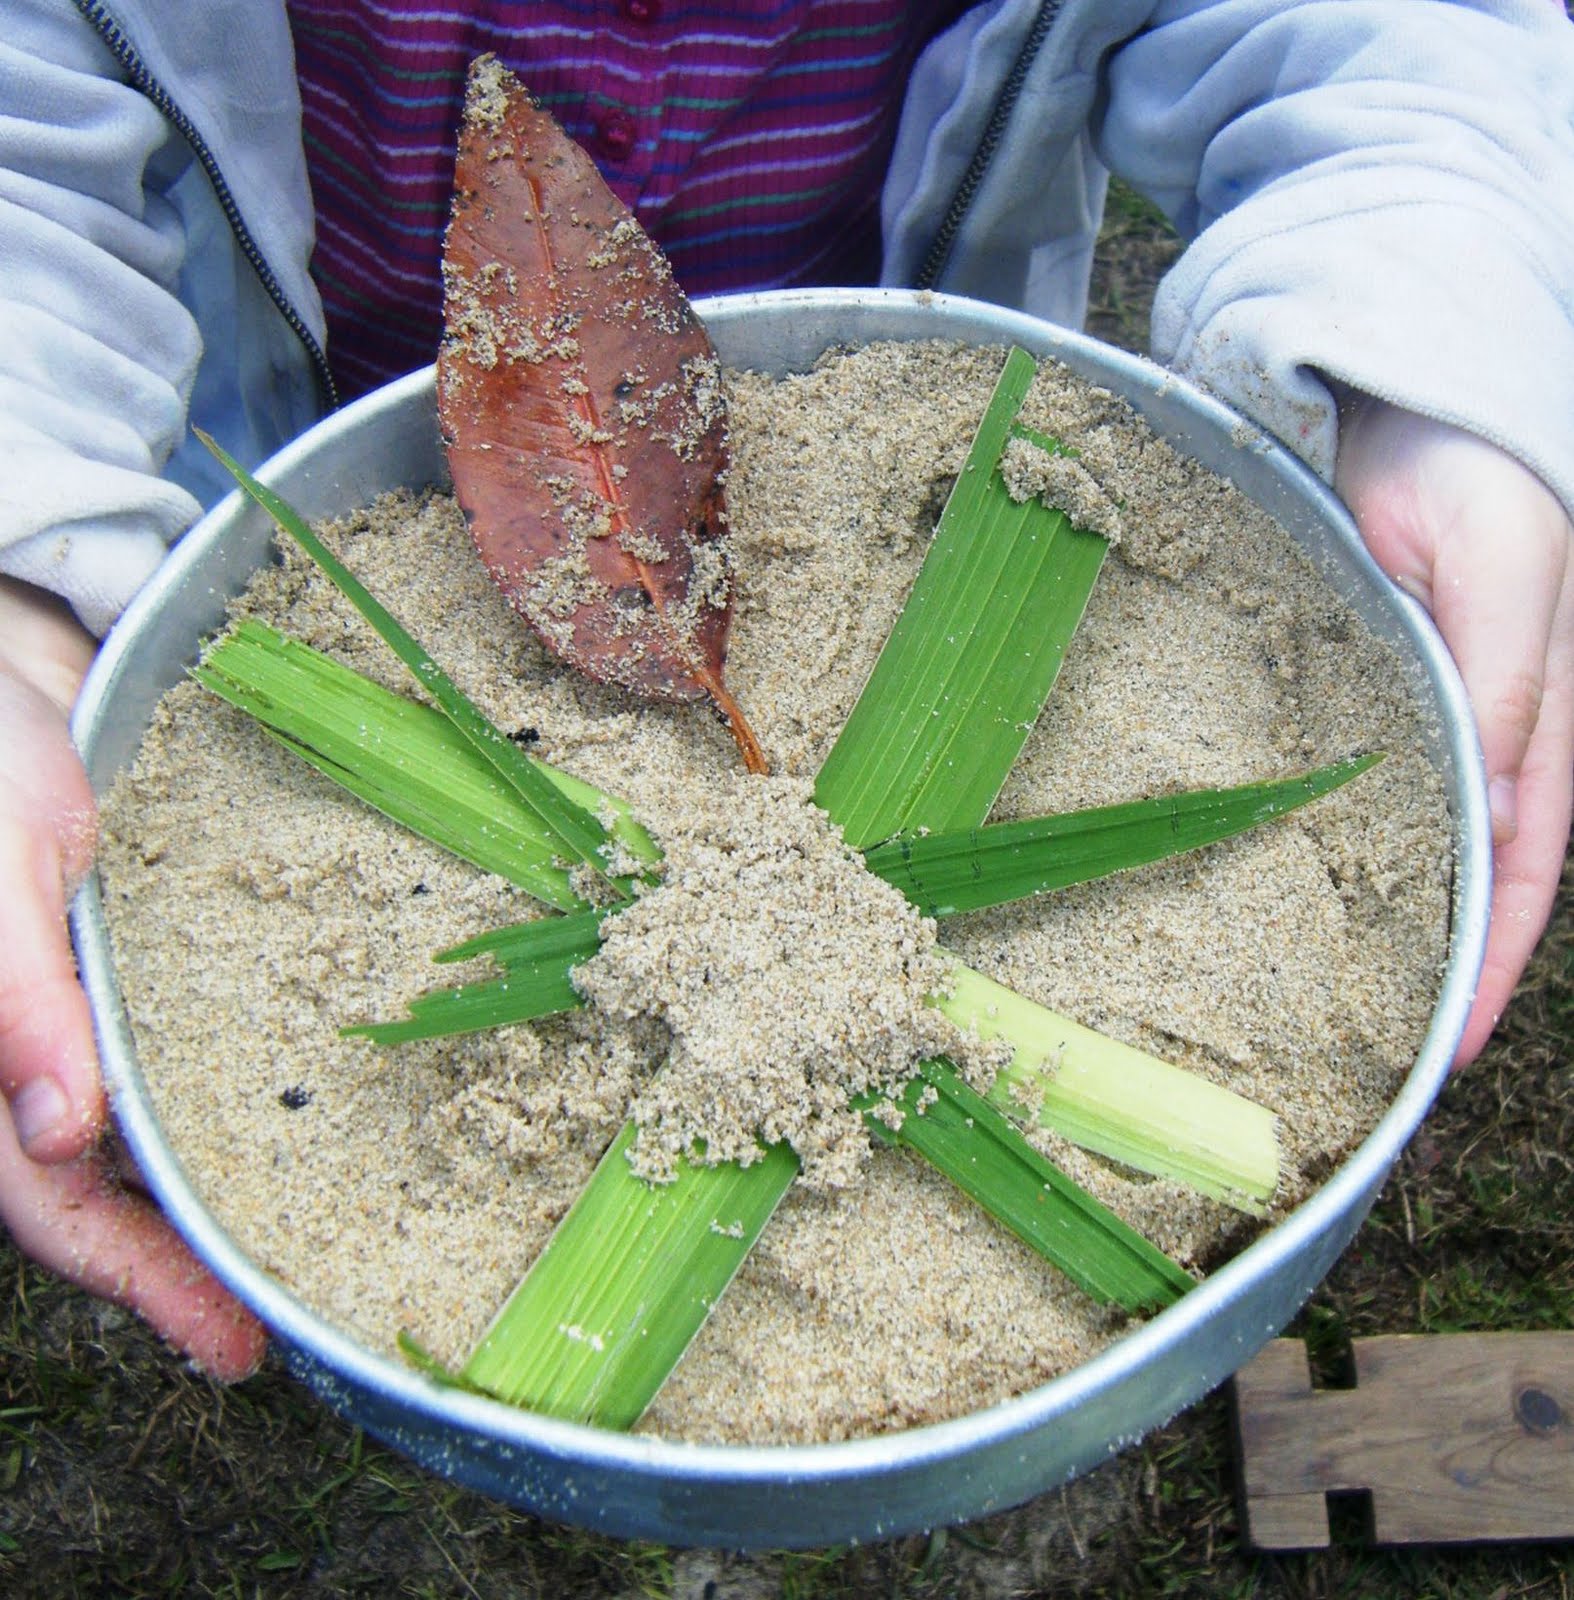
[0,577,265,1378]
[1335,399,1574,1065]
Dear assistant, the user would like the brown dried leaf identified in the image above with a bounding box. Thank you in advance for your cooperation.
[438,55,763,771]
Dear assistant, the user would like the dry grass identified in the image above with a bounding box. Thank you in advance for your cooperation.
[4,186,1570,1599]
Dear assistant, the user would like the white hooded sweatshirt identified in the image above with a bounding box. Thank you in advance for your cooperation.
[4,0,1573,632]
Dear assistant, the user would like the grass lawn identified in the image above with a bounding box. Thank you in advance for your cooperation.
[4,186,1570,1600]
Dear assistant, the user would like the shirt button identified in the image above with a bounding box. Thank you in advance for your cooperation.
[596,110,638,162]
[622,0,661,21]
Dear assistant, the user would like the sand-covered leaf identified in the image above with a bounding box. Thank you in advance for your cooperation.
[439,56,763,771]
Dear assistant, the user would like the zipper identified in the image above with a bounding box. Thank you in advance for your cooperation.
[914,0,1064,291]
[74,0,340,413]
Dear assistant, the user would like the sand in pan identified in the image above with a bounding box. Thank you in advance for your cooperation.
[97,341,1451,1446]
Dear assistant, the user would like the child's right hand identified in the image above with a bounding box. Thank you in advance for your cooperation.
[0,576,265,1379]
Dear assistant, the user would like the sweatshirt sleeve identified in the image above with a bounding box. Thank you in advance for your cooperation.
[0,12,210,635]
[1095,0,1574,522]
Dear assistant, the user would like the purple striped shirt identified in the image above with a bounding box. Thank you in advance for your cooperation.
[285,1,966,399]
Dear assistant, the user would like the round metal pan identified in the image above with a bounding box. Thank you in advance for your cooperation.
[70,288,1489,1549]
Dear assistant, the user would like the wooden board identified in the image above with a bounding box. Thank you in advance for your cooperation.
[1232,1334,1574,1549]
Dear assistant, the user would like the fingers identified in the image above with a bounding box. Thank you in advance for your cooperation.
[0,581,104,1161]
[1369,427,1571,1064]
[0,670,105,1163]
[1413,476,1566,853]
[1336,400,1574,1064]
[0,1107,268,1381]
[1456,580,1574,1064]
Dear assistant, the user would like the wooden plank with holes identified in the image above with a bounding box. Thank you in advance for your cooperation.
[1232,1333,1574,1549]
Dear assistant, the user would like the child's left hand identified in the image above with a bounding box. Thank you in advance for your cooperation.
[1335,398,1574,1065]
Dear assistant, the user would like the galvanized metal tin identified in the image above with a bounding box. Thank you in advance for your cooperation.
[70,289,1489,1549]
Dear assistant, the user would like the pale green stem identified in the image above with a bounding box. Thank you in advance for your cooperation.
[936,958,1279,1212]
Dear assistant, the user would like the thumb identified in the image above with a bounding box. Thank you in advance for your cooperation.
[0,671,105,1162]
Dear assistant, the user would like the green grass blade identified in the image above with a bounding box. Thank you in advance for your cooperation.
[462,1124,800,1427]
[863,1060,1192,1310]
[197,431,618,886]
[1011,420,1076,458]
[433,908,610,969]
[940,960,1279,1211]
[346,910,608,1044]
[343,964,585,1045]
[863,755,1382,918]
[813,348,1108,848]
[195,622,587,907]
[532,766,663,879]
